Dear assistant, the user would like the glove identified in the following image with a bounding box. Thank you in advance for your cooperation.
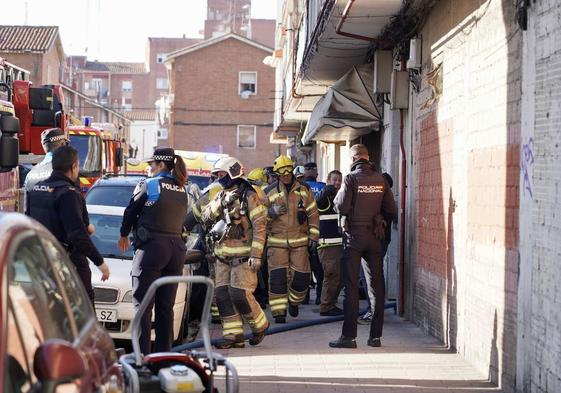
[308,239,318,254]
[324,184,337,196]
[268,203,287,218]
[248,257,262,272]
[373,214,387,240]
[221,191,239,208]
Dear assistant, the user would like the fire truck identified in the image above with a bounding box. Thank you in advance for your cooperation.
[0,58,29,212]
[68,120,125,192]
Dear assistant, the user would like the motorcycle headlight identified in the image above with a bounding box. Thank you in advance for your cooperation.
[122,290,133,303]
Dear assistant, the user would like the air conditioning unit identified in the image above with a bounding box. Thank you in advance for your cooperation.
[373,50,393,94]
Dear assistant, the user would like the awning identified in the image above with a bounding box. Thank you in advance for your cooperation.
[301,63,381,145]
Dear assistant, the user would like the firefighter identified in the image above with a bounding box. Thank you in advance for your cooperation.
[27,145,109,304]
[24,128,69,192]
[118,147,188,354]
[265,155,320,323]
[329,144,397,349]
[317,169,344,316]
[202,157,269,348]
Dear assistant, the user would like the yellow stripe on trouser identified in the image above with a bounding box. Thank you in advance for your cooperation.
[215,245,251,257]
[309,227,320,236]
[289,289,307,304]
[269,297,288,315]
[247,310,268,332]
[222,319,244,337]
[211,304,220,317]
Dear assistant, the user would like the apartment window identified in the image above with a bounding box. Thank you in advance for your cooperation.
[239,72,257,96]
[122,104,132,111]
[157,128,168,139]
[92,78,102,92]
[156,53,167,64]
[156,78,169,90]
[122,80,133,92]
[237,125,256,149]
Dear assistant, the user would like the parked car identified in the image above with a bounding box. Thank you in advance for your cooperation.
[1,212,124,393]
[85,175,145,207]
[87,204,193,343]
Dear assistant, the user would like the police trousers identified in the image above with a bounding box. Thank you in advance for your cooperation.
[132,235,185,355]
[341,229,385,339]
[267,246,310,316]
[215,258,268,340]
[70,252,95,305]
[318,245,343,312]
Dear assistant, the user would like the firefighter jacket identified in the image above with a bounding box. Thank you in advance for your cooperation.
[315,184,342,248]
[335,159,397,229]
[265,179,320,248]
[190,181,223,226]
[202,180,267,260]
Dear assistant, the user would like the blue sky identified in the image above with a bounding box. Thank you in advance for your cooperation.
[1,0,277,61]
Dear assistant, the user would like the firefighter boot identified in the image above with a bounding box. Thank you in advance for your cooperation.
[249,321,270,346]
[288,303,299,317]
[215,335,245,349]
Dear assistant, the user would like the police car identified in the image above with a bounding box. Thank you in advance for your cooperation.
[87,204,193,343]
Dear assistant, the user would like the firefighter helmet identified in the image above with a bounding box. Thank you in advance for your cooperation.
[247,168,267,183]
[212,157,244,179]
[273,155,294,175]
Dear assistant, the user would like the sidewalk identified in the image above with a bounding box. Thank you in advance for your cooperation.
[211,300,501,393]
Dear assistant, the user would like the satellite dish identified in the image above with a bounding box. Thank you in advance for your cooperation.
[241,90,252,99]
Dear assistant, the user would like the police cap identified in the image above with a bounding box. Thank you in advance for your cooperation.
[41,128,68,144]
[144,146,176,163]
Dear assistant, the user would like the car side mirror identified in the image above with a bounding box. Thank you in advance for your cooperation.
[33,339,86,393]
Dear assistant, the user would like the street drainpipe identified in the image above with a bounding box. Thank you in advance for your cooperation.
[399,108,406,317]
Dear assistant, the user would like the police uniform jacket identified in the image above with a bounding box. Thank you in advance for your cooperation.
[202,180,267,260]
[334,159,397,230]
[24,152,53,191]
[316,184,342,247]
[265,179,320,248]
[27,171,104,266]
[120,171,188,239]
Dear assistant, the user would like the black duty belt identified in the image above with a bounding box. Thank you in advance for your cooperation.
[217,257,249,267]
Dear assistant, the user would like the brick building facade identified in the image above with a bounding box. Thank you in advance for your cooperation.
[166,34,277,170]
[0,25,65,84]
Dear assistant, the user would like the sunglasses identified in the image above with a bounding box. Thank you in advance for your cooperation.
[276,166,293,175]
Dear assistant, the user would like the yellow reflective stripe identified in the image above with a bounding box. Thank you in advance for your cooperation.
[295,190,308,197]
[268,192,284,203]
[249,312,268,329]
[215,245,252,256]
[289,236,309,243]
[270,305,287,312]
[79,177,91,185]
[223,328,244,335]
[251,241,264,251]
[269,298,288,305]
[289,292,302,302]
[309,227,320,236]
[268,237,287,245]
[249,204,267,219]
[306,200,317,212]
[223,321,243,329]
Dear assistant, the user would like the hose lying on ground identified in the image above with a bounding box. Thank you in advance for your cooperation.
[172,301,396,352]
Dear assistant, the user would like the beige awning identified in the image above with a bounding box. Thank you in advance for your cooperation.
[301,63,382,145]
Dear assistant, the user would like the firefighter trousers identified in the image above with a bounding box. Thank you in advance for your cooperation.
[318,245,343,313]
[215,259,268,341]
[267,246,311,317]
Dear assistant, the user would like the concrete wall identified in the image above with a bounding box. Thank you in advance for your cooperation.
[517,1,561,391]
[408,0,521,390]
[170,37,277,170]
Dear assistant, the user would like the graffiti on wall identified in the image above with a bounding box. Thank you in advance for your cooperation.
[521,137,534,198]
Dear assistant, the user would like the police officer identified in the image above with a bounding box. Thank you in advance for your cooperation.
[317,170,344,316]
[202,157,269,348]
[118,147,188,354]
[329,144,397,348]
[24,128,69,191]
[303,162,326,196]
[27,145,110,303]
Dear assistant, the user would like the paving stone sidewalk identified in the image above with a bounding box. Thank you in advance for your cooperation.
[210,300,501,393]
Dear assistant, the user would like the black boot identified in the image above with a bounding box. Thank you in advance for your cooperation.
[367,337,381,347]
[320,307,344,316]
[215,337,245,349]
[329,336,357,349]
[288,303,299,317]
[274,315,286,324]
[249,322,269,346]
